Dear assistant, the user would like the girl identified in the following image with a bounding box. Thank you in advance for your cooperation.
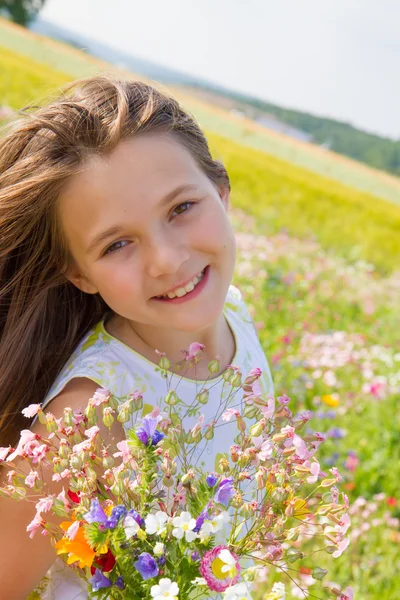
[0,76,273,599]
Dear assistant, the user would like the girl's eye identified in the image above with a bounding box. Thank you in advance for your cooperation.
[104,240,129,256]
[171,201,194,217]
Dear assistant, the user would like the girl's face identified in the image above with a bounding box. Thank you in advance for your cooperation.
[58,133,236,333]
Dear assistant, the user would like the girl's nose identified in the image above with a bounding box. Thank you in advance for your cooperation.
[144,234,190,279]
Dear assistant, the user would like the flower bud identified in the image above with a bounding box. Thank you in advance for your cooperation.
[249,420,265,437]
[84,402,97,424]
[208,358,220,374]
[219,457,230,472]
[102,407,115,429]
[162,475,174,488]
[59,440,71,459]
[104,469,115,486]
[196,390,209,405]
[231,372,242,388]
[312,567,328,581]
[235,414,246,432]
[37,408,48,426]
[204,424,214,440]
[129,391,143,412]
[286,549,302,563]
[158,355,171,371]
[69,454,83,471]
[103,454,115,469]
[63,407,75,427]
[165,390,179,406]
[222,366,235,383]
[243,404,258,419]
[181,469,195,486]
[232,491,243,508]
[117,407,131,423]
[45,413,59,433]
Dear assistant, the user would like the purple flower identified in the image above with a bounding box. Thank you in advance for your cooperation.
[83,499,108,525]
[191,551,200,561]
[115,576,124,590]
[134,552,159,580]
[214,478,235,507]
[206,473,218,487]
[127,508,145,527]
[157,555,166,566]
[136,415,165,446]
[193,507,209,533]
[111,505,128,522]
[89,569,112,592]
[328,427,345,439]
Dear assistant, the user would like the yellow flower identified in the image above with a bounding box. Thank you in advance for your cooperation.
[321,394,339,408]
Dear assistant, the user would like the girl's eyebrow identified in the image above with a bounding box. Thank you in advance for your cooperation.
[86,183,199,254]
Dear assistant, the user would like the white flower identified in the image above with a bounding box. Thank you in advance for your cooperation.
[145,511,169,535]
[223,581,253,600]
[153,542,165,556]
[123,515,140,540]
[192,577,207,586]
[172,511,197,542]
[150,578,179,600]
[266,582,286,600]
[199,511,229,540]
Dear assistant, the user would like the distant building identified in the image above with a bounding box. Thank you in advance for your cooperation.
[255,114,313,143]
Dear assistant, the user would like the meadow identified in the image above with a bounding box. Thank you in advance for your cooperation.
[1,37,399,600]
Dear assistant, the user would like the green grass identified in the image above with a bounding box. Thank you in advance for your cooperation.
[0,45,69,109]
[209,134,400,274]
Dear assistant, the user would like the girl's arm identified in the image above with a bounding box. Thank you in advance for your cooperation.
[0,377,125,599]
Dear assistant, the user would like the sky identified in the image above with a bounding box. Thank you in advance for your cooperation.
[40,0,400,139]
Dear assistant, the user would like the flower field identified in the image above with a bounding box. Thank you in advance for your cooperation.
[1,41,400,600]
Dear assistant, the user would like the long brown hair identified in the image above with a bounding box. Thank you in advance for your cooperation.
[0,75,230,447]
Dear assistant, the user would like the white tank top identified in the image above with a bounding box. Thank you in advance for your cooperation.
[32,285,274,599]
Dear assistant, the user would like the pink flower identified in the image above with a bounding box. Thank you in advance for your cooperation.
[222,409,239,422]
[84,425,100,439]
[184,342,205,361]
[21,404,42,418]
[306,460,320,484]
[57,488,72,509]
[0,446,11,461]
[293,434,310,459]
[200,545,240,592]
[29,443,49,465]
[25,470,39,488]
[72,439,92,454]
[6,430,38,462]
[332,536,350,558]
[90,388,111,406]
[252,436,273,462]
[339,586,354,600]
[113,440,132,464]
[36,495,55,514]
[26,513,45,539]
[260,397,275,419]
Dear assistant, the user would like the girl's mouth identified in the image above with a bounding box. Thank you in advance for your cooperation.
[152,266,210,304]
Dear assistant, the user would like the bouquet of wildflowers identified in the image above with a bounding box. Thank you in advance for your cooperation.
[0,346,353,599]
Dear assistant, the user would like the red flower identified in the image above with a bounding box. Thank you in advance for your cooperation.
[90,549,116,575]
[67,490,81,504]
[387,497,397,507]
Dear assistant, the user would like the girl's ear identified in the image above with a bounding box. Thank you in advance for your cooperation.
[218,183,230,211]
[64,262,98,295]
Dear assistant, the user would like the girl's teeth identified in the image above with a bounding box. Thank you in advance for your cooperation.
[160,269,205,299]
